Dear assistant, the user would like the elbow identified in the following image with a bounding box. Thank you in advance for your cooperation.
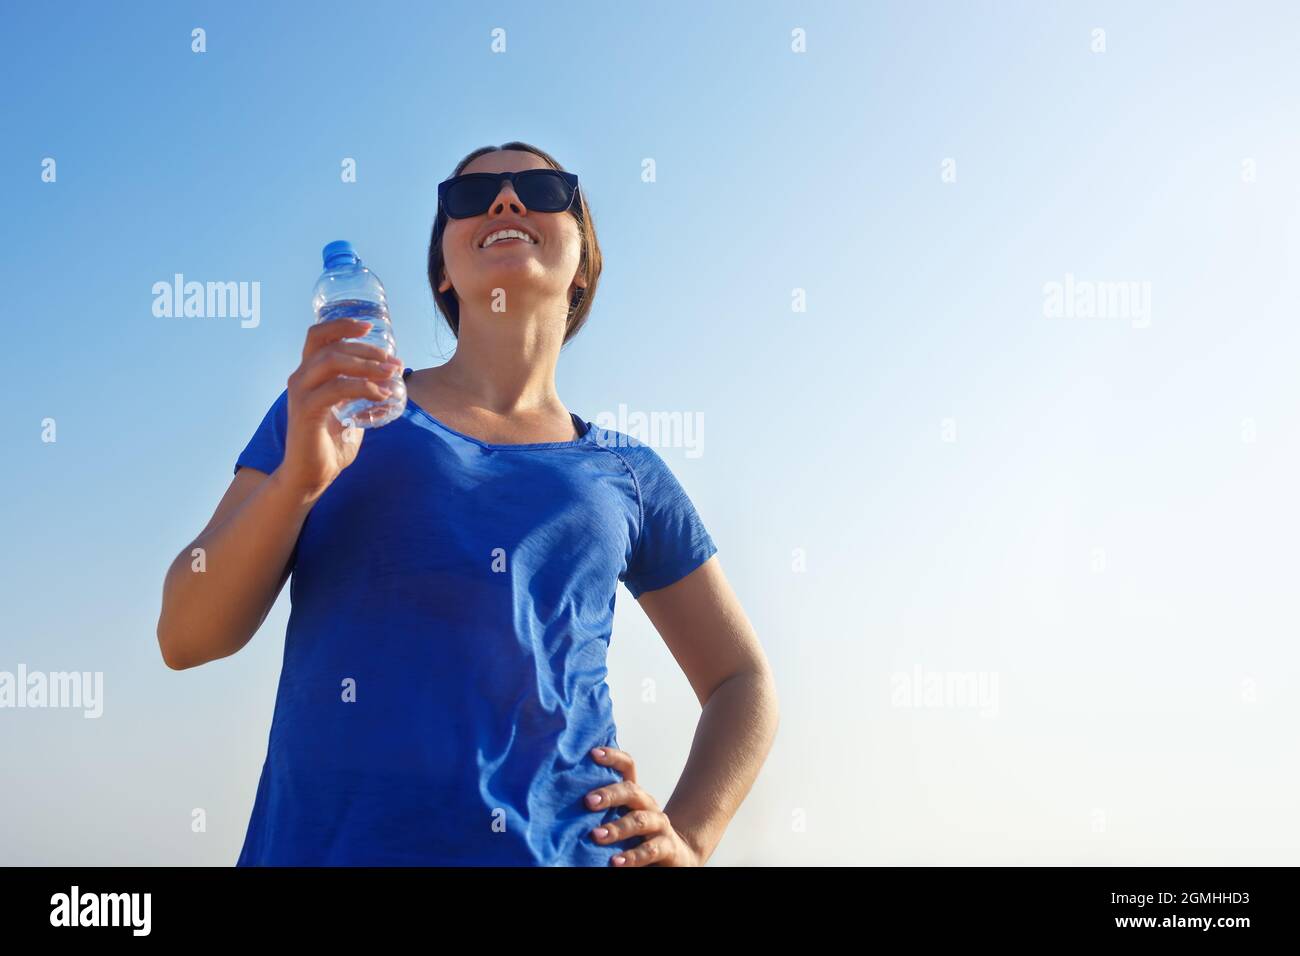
[157,568,186,670]
[161,650,191,671]
[767,684,781,739]
[727,666,781,739]
[156,624,186,671]
[754,665,780,738]
[157,562,208,670]
[156,610,195,671]
[160,641,198,672]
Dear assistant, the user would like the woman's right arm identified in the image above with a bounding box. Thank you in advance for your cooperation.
[156,316,402,670]
[157,465,318,670]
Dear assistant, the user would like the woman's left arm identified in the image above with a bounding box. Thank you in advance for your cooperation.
[584,555,779,866]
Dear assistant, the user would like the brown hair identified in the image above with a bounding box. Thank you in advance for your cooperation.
[427,142,602,346]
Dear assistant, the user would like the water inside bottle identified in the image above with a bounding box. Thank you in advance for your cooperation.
[317,299,406,428]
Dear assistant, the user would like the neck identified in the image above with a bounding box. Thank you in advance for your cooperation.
[439,296,568,414]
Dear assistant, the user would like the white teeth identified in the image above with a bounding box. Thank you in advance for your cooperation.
[482,229,536,248]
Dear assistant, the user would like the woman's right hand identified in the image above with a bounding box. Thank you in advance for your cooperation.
[278,317,403,501]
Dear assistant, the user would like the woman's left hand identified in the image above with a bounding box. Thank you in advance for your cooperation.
[585,746,701,866]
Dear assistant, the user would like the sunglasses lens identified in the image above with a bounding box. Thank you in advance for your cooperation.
[517,171,573,211]
[444,177,499,218]
[443,171,575,218]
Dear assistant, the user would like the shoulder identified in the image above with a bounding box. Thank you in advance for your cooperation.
[582,425,697,512]
[583,424,668,475]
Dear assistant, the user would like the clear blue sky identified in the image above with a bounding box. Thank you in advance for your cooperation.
[5,1,1300,864]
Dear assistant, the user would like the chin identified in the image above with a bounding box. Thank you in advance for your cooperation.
[478,262,549,284]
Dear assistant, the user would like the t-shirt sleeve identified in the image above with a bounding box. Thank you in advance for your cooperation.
[234,387,290,476]
[621,444,718,598]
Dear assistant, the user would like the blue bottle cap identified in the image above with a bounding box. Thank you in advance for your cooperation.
[322,240,357,267]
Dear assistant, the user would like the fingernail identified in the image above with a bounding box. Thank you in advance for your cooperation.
[593,827,608,839]
[613,855,625,865]
[587,793,601,807]
[592,748,605,758]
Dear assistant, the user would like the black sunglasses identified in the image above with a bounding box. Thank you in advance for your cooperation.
[438,169,580,219]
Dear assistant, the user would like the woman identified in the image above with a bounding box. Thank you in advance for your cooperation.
[156,141,779,866]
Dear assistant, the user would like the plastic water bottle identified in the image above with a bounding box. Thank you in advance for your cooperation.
[311,240,406,428]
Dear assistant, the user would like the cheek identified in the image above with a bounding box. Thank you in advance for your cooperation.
[441,229,473,273]
[552,226,584,266]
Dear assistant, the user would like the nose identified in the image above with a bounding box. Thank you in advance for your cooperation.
[488,181,527,216]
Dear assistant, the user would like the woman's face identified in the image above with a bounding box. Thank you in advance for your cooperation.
[437,150,586,315]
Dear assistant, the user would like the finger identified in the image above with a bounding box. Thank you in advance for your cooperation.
[589,746,637,784]
[308,339,401,372]
[591,807,667,845]
[302,317,374,360]
[584,780,656,813]
[300,376,394,422]
[612,834,673,867]
[295,348,403,393]
[332,339,400,363]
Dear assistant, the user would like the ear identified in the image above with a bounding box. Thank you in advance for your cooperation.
[437,269,451,294]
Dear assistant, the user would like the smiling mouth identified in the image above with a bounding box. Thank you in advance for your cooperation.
[480,228,539,249]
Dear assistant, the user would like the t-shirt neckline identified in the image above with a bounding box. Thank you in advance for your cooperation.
[401,367,591,450]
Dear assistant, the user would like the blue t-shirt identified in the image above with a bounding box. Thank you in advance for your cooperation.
[232,368,717,866]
